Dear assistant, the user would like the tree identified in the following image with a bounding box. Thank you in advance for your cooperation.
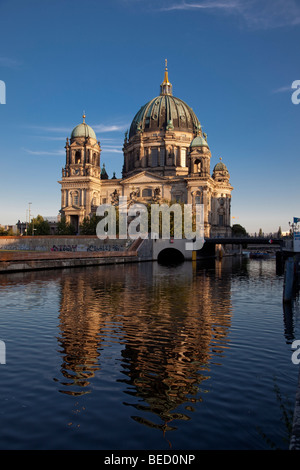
[0,227,19,236]
[27,215,50,235]
[232,224,247,237]
[56,217,76,235]
[79,214,101,235]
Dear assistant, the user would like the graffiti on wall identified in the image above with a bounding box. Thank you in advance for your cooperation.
[51,245,77,252]
[87,244,123,252]
[50,244,124,252]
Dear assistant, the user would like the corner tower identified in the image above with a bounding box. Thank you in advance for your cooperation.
[59,114,101,232]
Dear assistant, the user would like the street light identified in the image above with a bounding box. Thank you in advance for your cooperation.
[28,203,32,224]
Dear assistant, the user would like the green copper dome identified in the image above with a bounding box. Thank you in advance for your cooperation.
[190,135,209,148]
[129,95,201,139]
[213,158,228,172]
[71,114,97,140]
[129,63,201,139]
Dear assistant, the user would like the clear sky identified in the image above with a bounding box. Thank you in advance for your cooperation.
[0,0,299,234]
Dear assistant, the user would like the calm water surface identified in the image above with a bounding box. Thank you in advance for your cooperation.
[0,256,299,450]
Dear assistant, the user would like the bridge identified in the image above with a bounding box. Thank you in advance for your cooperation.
[150,236,284,263]
[204,237,283,246]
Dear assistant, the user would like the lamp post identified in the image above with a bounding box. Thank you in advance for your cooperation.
[28,203,32,223]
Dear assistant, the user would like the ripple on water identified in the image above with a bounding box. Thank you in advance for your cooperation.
[0,259,297,449]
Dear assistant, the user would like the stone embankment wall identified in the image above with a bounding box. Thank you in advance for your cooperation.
[0,235,131,253]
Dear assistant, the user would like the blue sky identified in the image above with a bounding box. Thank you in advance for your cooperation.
[0,0,299,233]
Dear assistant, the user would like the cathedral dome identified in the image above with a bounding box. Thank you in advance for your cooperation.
[71,114,97,140]
[129,62,201,139]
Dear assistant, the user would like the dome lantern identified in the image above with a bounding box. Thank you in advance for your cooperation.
[160,59,173,96]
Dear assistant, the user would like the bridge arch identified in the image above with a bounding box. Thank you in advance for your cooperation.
[157,247,185,265]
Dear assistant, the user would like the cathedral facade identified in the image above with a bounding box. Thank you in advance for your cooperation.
[59,63,233,237]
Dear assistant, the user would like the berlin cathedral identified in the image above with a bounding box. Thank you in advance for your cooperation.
[59,62,233,236]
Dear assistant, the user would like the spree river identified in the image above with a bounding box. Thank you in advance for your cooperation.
[0,256,299,450]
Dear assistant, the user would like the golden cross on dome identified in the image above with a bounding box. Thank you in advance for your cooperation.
[160,59,172,95]
[82,111,86,123]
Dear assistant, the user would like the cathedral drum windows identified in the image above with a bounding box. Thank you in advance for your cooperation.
[180,148,187,167]
[151,148,158,167]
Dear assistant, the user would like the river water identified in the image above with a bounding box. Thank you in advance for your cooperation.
[0,256,299,450]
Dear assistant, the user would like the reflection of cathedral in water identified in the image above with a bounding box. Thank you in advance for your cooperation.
[56,259,235,440]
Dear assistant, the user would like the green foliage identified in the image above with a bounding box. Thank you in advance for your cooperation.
[27,215,50,235]
[232,223,247,236]
[0,226,19,236]
[79,214,101,235]
[56,217,76,235]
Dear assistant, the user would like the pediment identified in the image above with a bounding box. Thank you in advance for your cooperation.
[121,171,167,185]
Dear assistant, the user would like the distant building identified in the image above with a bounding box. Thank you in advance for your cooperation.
[0,224,18,234]
[59,62,233,235]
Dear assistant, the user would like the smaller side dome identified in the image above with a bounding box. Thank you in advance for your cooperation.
[190,135,209,148]
[213,158,228,172]
[71,114,97,140]
[213,158,230,182]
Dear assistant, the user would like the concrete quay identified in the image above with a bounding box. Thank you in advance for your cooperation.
[0,250,140,273]
[0,235,145,273]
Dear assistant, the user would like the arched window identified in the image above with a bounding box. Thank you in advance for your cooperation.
[218,208,225,226]
[72,191,79,206]
[75,151,81,164]
[194,159,202,174]
[195,191,202,204]
[92,192,99,206]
